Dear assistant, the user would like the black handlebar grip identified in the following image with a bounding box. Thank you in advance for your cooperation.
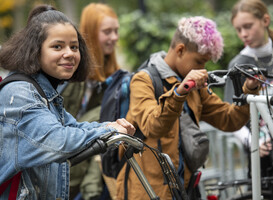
[69,139,107,167]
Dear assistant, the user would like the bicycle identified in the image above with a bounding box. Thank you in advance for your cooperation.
[67,69,231,200]
[188,64,273,200]
[68,65,273,200]
[68,132,191,200]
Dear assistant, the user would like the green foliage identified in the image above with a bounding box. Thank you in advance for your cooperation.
[118,9,233,98]
[117,8,238,97]
[119,4,273,70]
[118,0,218,70]
[144,0,213,16]
[119,11,180,69]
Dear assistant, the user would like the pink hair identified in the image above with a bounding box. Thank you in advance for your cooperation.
[178,16,224,63]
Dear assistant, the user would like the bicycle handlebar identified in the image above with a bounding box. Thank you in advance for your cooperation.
[183,65,273,103]
[104,133,144,149]
[235,64,273,78]
[184,64,273,95]
[183,70,228,93]
[184,80,195,91]
[69,139,107,166]
[69,133,144,167]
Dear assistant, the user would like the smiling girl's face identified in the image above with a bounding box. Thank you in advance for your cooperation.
[40,23,81,80]
[98,16,119,55]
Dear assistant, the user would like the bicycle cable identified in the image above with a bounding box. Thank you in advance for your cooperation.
[142,142,189,200]
[118,131,189,200]
[234,64,273,118]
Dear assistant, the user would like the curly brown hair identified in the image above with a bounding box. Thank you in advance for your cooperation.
[0,4,92,82]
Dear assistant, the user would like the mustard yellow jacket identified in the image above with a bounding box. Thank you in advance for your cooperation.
[116,70,259,200]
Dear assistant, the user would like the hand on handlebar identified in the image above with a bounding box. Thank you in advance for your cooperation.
[177,69,208,94]
[107,118,136,136]
[245,75,263,90]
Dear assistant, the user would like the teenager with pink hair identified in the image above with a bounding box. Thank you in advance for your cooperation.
[115,16,261,200]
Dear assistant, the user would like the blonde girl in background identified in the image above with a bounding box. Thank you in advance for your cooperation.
[224,0,273,194]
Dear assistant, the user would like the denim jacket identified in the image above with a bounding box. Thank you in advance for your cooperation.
[0,73,116,200]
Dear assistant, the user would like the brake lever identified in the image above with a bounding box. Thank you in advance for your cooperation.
[207,72,227,95]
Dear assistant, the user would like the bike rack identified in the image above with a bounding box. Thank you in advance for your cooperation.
[200,65,273,199]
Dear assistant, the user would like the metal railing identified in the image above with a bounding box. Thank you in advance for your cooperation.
[198,121,248,199]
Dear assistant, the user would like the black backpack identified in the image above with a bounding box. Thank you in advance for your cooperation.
[99,60,165,178]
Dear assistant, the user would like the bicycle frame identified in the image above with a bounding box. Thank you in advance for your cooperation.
[227,64,273,199]
[69,133,188,200]
[202,65,273,199]
[105,135,160,199]
[245,94,273,200]
[228,64,273,199]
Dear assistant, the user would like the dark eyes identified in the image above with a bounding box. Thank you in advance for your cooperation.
[53,45,62,50]
[52,44,79,51]
[71,45,79,51]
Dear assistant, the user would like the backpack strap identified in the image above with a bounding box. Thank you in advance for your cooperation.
[124,62,174,199]
[139,63,164,101]
[140,64,173,152]
[0,73,50,109]
[0,73,49,198]
[0,171,22,200]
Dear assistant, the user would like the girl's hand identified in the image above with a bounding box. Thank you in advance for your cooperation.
[260,139,272,157]
[107,118,136,135]
[245,76,262,90]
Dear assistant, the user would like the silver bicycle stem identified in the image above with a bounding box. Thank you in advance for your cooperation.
[105,134,159,199]
[250,102,262,200]
[247,95,273,200]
